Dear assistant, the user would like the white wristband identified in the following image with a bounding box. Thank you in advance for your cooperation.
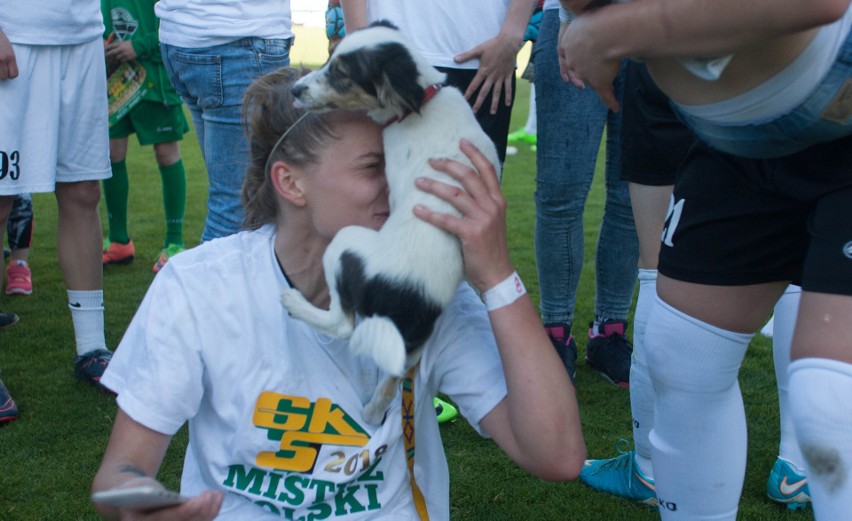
[558,6,576,24]
[482,271,527,312]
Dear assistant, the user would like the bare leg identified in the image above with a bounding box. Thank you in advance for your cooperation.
[55,181,103,291]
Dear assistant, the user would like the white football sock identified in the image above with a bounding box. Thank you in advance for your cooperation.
[630,269,657,478]
[771,285,805,470]
[789,357,852,519]
[647,296,751,520]
[67,289,107,356]
[524,85,537,135]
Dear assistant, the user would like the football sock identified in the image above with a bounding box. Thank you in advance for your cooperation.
[789,357,852,519]
[159,159,186,248]
[67,290,107,356]
[630,269,657,478]
[524,85,536,136]
[104,160,130,245]
[647,296,751,520]
[771,285,805,470]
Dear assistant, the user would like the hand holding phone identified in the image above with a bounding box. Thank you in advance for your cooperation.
[91,485,190,511]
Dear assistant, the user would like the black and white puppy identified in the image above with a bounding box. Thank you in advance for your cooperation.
[283,21,501,424]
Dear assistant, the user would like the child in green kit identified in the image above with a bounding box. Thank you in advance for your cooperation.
[101,0,189,272]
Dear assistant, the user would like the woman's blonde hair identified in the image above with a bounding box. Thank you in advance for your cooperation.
[241,67,340,230]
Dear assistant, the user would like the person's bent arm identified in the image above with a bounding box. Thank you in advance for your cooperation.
[563,0,848,57]
[558,0,850,110]
[413,140,586,481]
[92,409,223,520]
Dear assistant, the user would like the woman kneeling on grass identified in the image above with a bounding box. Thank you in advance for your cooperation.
[91,67,585,520]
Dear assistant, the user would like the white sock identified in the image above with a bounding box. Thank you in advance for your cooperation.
[67,290,107,356]
[631,269,657,478]
[647,296,752,520]
[524,85,536,135]
[789,357,852,519]
[771,285,805,470]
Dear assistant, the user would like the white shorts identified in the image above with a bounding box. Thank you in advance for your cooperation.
[0,39,111,195]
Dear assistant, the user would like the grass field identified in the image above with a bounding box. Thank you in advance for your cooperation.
[0,34,811,520]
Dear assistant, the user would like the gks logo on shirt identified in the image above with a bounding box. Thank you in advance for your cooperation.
[253,392,370,472]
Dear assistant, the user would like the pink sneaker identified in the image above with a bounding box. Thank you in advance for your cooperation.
[5,260,32,296]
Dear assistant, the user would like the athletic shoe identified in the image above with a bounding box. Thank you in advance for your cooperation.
[0,309,19,329]
[5,260,33,295]
[585,319,633,388]
[73,349,113,392]
[434,397,458,424]
[580,442,658,507]
[544,323,578,384]
[102,240,135,265]
[766,458,811,510]
[0,377,19,423]
[152,243,186,273]
[506,128,537,145]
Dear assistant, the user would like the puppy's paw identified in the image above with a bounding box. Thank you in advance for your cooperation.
[280,287,309,317]
[363,376,398,425]
[362,401,388,425]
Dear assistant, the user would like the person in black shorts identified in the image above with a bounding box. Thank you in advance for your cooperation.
[577,61,816,512]
[645,132,852,520]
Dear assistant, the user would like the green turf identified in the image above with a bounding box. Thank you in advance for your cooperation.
[0,77,811,520]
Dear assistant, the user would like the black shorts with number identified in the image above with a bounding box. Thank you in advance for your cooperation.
[658,134,852,296]
[620,61,696,187]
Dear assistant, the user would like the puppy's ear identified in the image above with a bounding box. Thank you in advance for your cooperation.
[343,42,424,114]
[375,42,424,114]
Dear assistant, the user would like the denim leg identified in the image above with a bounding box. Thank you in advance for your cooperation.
[533,10,608,325]
[595,93,639,320]
[161,38,291,241]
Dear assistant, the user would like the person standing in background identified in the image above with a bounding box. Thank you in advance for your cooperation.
[1,0,115,400]
[341,0,538,165]
[4,193,34,296]
[101,0,190,272]
[532,0,637,387]
[155,0,294,242]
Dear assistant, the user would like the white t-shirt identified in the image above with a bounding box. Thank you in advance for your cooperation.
[365,0,511,69]
[155,0,294,48]
[0,0,104,46]
[102,225,508,520]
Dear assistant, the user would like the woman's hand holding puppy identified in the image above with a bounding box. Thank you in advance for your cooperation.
[413,139,514,295]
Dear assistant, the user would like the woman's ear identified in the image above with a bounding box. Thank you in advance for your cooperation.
[270,160,307,207]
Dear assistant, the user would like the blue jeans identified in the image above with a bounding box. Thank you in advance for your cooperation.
[675,29,852,159]
[161,37,292,242]
[533,10,638,327]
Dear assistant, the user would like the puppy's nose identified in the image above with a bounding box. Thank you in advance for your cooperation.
[291,83,307,98]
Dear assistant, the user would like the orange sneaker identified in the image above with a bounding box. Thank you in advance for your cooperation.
[102,240,135,265]
[5,260,32,295]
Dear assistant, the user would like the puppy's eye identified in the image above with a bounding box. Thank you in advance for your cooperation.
[327,61,352,91]
[328,60,344,78]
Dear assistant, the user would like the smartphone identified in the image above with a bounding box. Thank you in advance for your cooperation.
[91,486,190,510]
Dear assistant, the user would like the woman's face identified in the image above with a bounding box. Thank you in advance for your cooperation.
[301,114,389,239]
